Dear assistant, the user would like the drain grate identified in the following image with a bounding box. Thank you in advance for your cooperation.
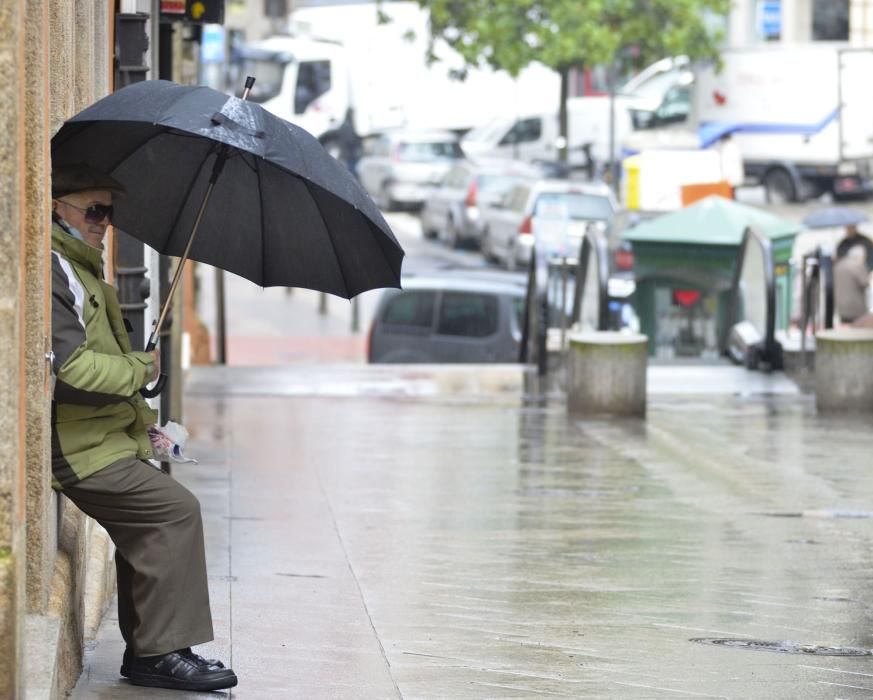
[690,638,873,657]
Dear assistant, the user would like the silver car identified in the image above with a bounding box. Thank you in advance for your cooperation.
[420,160,541,248]
[367,273,526,363]
[357,130,463,211]
[479,179,617,270]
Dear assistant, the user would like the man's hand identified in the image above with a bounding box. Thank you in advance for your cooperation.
[149,350,161,383]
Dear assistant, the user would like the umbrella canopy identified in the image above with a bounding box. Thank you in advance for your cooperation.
[51,80,403,298]
[622,195,801,246]
[802,207,869,229]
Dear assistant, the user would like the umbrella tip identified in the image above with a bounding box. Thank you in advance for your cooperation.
[241,76,256,101]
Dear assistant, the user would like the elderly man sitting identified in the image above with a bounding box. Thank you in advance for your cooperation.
[50,163,236,691]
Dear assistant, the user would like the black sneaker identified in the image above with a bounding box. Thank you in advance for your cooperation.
[126,649,237,691]
[121,646,225,677]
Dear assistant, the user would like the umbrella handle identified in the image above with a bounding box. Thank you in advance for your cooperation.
[139,336,166,398]
[140,374,167,399]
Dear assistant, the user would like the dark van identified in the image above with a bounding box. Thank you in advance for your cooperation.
[367,275,526,363]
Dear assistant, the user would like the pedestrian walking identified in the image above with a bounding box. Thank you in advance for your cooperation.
[50,163,237,692]
[834,244,871,324]
[836,224,873,270]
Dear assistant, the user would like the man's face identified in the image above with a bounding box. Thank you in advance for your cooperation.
[53,189,113,250]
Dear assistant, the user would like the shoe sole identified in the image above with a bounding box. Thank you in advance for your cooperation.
[126,670,238,691]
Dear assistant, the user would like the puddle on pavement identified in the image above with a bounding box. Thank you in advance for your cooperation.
[690,638,873,656]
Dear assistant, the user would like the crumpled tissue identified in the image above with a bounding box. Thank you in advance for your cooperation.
[147,421,198,464]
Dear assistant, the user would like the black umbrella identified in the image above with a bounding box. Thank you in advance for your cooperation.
[51,78,403,395]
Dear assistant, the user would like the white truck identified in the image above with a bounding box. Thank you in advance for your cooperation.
[237,2,559,156]
[626,46,873,202]
[460,56,691,171]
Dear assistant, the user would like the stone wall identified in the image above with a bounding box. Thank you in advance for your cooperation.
[0,1,117,697]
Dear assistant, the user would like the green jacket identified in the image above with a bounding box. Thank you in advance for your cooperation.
[51,222,157,489]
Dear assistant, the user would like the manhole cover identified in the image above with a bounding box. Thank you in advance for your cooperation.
[690,638,873,657]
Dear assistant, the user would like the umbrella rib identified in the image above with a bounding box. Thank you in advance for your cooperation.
[254,155,267,285]
[301,178,352,298]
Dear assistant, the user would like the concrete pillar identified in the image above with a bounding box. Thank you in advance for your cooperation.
[24,0,56,615]
[815,328,873,412]
[0,0,28,694]
[567,332,648,417]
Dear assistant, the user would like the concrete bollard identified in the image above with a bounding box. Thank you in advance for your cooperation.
[815,328,873,413]
[567,332,648,417]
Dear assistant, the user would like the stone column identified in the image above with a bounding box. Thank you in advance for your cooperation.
[567,332,648,417]
[24,0,55,616]
[49,0,75,133]
[815,328,873,413]
[0,0,28,695]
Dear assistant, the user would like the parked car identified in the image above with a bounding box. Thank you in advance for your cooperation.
[420,160,542,248]
[367,273,526,363]
[357,130,464,211]
[479,179,617,270]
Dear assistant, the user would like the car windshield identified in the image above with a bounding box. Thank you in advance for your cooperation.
[239,57,287,103]
[534,192,614,221]
[478,174,527,194]
[463,117,515,144]
[398,141,463,161]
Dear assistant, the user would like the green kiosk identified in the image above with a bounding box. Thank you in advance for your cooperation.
[621,196,801,359]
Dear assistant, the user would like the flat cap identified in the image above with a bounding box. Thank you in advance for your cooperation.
[52,163,126,199]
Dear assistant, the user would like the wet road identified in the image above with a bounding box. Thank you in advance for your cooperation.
[74,365,873,698]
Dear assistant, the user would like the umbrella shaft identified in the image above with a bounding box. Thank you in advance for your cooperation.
[148,177,218,348]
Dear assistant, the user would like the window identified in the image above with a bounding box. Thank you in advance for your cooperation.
[499,117,543,146]
[382,291,435,327]
[534,192,614,221]
[397,141,464,161]
[813,0,849,40]
[294,60,331,114]
[506,185,530,212]
[437,292,499,337]
[445,166,470,188]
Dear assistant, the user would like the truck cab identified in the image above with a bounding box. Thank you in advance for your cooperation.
[238,36,360,156]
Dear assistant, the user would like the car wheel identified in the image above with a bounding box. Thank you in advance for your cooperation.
[505,241,517,271]
[379,182,396,212]
[445,216,461,249]
[481,229,498,265]
[763,168,797,204]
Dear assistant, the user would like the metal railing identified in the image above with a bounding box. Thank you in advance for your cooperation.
[570,227,610,332]
[800,246,834,345]
[727,226,783,371]
[519,227,612,376]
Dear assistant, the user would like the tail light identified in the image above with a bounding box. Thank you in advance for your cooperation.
[464,180,478,207]
[614,246,635,271]
[518,214,533,235]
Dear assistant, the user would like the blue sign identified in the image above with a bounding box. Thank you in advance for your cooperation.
[757,0,781,38]
[200,24,225,64]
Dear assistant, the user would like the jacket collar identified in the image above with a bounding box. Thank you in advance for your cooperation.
[51,222,104,278]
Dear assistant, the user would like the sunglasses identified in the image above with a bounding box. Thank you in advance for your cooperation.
[60,200,114,224]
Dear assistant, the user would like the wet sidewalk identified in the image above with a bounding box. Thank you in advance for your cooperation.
[72,364,873,699]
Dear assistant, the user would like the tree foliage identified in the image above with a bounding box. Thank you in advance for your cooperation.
[418,0,730,76]
[412,0,729,164]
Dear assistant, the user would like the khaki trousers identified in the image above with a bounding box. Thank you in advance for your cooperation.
[62,456,214,656]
